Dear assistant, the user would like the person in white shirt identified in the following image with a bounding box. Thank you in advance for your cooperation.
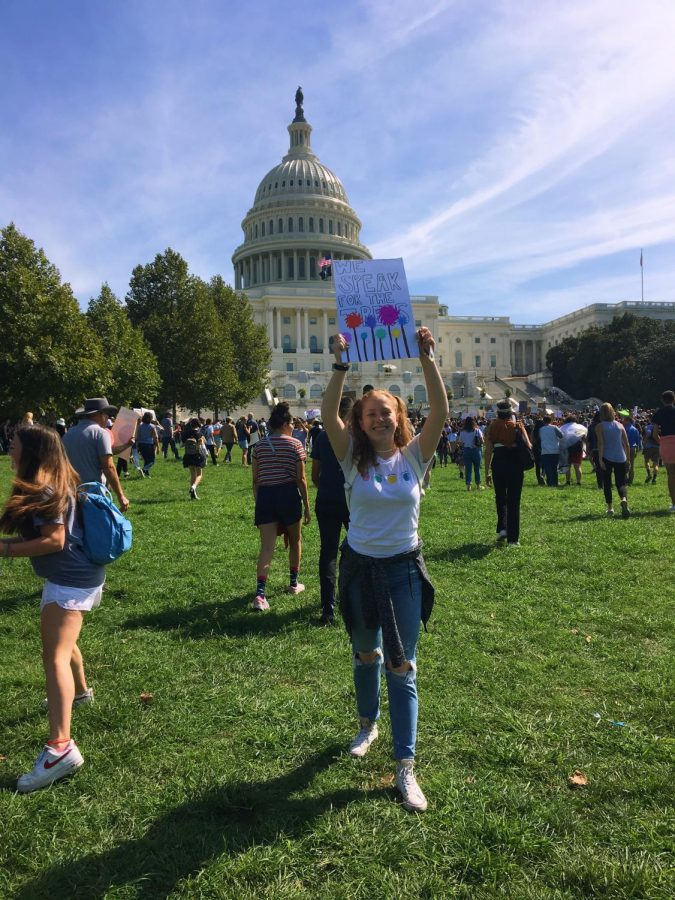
[321,327,447,813]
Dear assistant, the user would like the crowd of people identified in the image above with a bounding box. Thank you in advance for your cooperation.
[1,359,673,810]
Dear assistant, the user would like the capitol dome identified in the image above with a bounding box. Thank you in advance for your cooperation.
[232,89,371,290]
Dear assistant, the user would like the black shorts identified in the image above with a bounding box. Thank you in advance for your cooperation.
[255,483,302,527]
[183,453,206,469]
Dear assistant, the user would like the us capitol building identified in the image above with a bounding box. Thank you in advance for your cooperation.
[232,91,675,408]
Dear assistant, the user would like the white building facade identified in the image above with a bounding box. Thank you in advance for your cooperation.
[234,94,675,406]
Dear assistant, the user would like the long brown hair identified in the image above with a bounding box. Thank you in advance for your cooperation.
[349,390,414,475]
[0,425,79,538]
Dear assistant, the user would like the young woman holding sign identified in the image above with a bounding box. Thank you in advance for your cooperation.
[321,327,447,812]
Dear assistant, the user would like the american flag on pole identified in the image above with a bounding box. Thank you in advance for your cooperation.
[640,249,643,267]
[318,254,332,280]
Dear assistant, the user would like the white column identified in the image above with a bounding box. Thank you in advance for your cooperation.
[275,308,281,350]
[267,307,274,349]
[305,250,310,281]
[293,250,298,281]
[323,309,329,353]
[296,309,301,349]
[281,251,286,281]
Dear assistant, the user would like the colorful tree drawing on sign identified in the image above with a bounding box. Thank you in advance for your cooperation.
[377,305,400,358]
[365,313,378,359]
[391,326,402,358]
[397,308,413,357]
[375,326,387,359]
[342,331,352,361]
[345,312,364,361]
[360,329,369,360]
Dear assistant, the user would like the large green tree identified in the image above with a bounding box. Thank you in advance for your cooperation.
[0,223,107,418]
[86,284,161,407]
[126,251,270,416]
[126,248,191,414]
[546,313,675,404]
[209,276,270,411]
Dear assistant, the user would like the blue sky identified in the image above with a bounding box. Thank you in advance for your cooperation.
[2,0,674,323]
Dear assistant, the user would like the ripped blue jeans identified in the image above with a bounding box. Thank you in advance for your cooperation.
[348,556,422,760]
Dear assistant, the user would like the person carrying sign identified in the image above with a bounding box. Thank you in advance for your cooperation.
[321,327,447,813]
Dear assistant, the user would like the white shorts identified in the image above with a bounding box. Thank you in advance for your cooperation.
[41,581,104,612]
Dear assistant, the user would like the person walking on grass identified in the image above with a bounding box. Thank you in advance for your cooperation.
[538,415,563,487]
[641,420,660,484]
[236,416,250,466]
[1,425,104,792]
[484,401,532,547]
[160,411,181,460]
[181,417,206,499]
[596,402,631,518]
[221,417,237,463]
[311,396,353,625]
[651,389,675,512]
[458,416,484,491]
[137,411,160,477]
[62,397,130,511]
[321,327,447,813]
[251,402,311,611]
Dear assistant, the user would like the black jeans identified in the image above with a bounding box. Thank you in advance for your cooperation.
[491,453,524,543]
[207,445,218,465]
[224,442,234,461]
[602,458,627,506]
[315,498,350,616]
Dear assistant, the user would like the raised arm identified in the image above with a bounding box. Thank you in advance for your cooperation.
[321,334,350,461]
[416,328,449,462]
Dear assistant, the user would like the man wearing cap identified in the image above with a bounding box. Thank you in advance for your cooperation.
[63,398,130,511]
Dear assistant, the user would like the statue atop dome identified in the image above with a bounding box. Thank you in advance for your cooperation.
[293,86,305,122]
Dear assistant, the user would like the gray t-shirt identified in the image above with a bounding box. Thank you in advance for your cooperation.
[62,419,112,483]
[32,499,105,588]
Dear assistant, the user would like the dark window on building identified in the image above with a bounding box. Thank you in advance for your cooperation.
[298,217,304,232]
[288,218,293,232]
[278,218,283,233]
[319,218,324,233]
[309,217,314,232]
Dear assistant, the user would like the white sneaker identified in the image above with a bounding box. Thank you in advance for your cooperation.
[606,508,615,517]
[43,688,94,711]
[287,582,305,595]
[496,530,507,542]
[16,741,84,793]
[349,719,379,757]
[669,505,675,513]
[395,758,428,812]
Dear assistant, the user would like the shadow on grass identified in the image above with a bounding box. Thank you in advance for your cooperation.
[0,590,41,613]
[568,510,673,522]
[128,497,177,506]
[424,542,493,563]
[122,594,311,639]
[16,744,386,899]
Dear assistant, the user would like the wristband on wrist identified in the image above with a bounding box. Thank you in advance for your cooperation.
[332,362,350,372]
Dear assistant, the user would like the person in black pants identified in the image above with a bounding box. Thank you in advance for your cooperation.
[484,401,533,547]
[311,396,353,624]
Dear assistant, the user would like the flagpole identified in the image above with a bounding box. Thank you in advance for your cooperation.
[640,248,644,302]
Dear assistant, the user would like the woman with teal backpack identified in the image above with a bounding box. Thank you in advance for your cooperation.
[1,424,105,792]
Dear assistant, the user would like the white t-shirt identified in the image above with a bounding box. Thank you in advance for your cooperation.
[340,435,429,558]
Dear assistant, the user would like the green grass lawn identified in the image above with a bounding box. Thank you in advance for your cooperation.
[0,455,673,899]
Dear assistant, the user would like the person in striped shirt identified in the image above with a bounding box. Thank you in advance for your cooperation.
[251,402,311,611]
